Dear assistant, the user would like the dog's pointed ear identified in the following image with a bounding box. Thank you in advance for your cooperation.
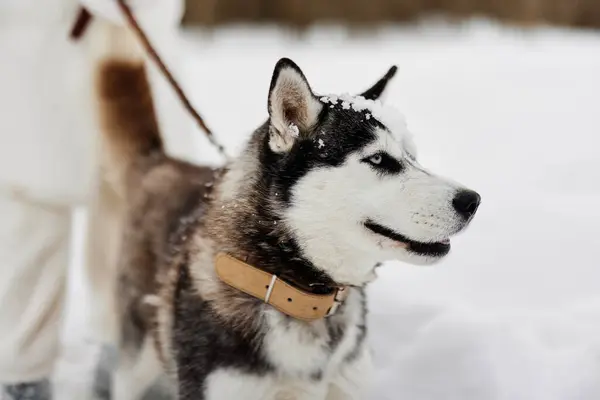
[268,58,323,153]
[359,65,398,101]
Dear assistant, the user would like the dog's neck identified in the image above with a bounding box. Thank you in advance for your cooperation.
[205,125,341,295]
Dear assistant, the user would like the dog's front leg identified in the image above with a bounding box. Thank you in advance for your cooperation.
[112,337,165,400]
[326,349,373,400]
[203,369,330,400]
[202,369,275,400]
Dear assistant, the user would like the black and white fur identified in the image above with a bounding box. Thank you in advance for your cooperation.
[99,56,480,400]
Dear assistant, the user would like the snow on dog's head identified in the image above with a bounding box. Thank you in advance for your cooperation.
[266,58,480,285]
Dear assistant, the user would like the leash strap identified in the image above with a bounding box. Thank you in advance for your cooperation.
[70,7,93,40]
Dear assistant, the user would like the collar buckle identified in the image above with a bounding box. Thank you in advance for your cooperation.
[264,274,278,303]
[326,286,348,317]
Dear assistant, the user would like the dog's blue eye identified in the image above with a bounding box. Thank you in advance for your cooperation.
[369,154,383,165]
[363,152,403,175]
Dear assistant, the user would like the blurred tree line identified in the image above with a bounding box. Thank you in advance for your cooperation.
[183,0,600,29]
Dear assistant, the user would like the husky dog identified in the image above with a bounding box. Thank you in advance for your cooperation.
[96,46,480,399]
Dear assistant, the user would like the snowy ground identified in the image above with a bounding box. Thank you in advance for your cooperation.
[59,19,600,399]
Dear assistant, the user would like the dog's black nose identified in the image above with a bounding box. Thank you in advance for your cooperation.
[452,190,481,219]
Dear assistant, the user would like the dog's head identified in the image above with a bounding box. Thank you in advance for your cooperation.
[264,58,480,285]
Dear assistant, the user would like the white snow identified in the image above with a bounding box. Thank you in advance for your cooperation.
[321,93,409,140]
[288,122,300,138]
[58,19,600,399]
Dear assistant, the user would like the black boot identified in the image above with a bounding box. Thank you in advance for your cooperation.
[1,380,51,400]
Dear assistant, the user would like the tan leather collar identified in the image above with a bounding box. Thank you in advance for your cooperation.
[215,253,348,322]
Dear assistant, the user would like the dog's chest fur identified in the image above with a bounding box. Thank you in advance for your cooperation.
[262,286,366,378]
[170,256,367,399]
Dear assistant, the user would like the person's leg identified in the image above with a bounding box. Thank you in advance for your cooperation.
[0,191,71,399]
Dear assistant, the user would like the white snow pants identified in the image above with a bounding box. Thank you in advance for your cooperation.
[0,20,196,388]
[0,192,71,383]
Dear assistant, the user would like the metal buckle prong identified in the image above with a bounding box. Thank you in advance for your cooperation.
[326,287,348,317]
[264,275,277,303]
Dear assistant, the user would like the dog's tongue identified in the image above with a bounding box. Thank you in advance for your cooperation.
[440,238,450,244]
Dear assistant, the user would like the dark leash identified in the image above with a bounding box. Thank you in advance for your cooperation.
[70,7,93,40]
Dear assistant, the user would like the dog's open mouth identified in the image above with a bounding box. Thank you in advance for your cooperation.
[364,220,451,257]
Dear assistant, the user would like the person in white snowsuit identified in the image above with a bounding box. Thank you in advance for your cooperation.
[0,1,196,398]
